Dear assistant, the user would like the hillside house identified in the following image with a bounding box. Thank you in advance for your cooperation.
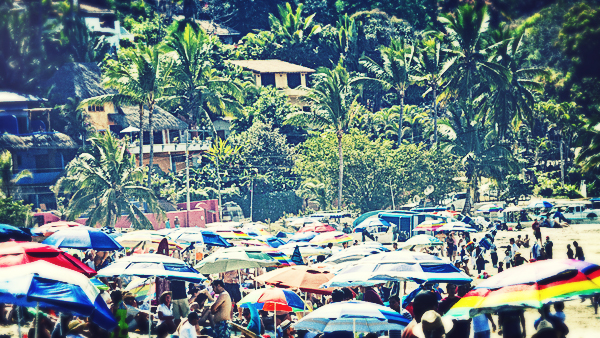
[80,3,134,49]
[227,59,315,107]
[0,92,78,209]
[46,62,210,173]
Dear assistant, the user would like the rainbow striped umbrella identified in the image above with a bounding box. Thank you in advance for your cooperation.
[214,229,254,240]
[309,231,352,245]
[239,287,306,312]
[260,248,296,267]
[445,259,600,319]
[413,219,445,231]
[125,277,155,302]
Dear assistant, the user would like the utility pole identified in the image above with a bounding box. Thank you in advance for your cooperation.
[216,156,222,221]
[389,178,395,210]
[185,129,207,228]
[560,140,565,189]
[250,178,254,221]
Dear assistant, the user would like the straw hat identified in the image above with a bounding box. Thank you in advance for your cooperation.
[532,320,555,338]
[159,290,172,303]
[123,292,135,300]
[67,320,87,332]
[413,310,453,338]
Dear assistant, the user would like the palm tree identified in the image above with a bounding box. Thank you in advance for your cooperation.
[286,64,360,211]
[413,35,451,144]
[402,105,430,143]
[81,43,175,187]
[164,24,244,136]
[359,39,415,144]
[439,4,510,213]
[269,2,321,46]
[0,150,32,198]
[53,132,163,229]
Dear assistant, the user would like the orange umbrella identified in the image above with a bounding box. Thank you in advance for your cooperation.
[33,221,83,237]
[254,265,335,294]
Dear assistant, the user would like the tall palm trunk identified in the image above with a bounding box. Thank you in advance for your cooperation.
[337,132,344,211]
[147,102,155,188]
[398,93,404,145]
[138,104,144,167]
[433,86,438,145]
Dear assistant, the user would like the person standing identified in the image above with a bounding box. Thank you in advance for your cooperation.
[532,219,542,243]
[531,241,541,261]
[222,270,242,316]
[170,280,190,328]
[566,244,574,259]
[472,313,496,338]
[165,218,171,229]
[490,240,498,268]
[498,309,526,338]
[210,280,232,338]
[544,236,553,259]
[174,216,181,228]
[574,241,585,261]
[446,233,456,261]
[509,238,519,261]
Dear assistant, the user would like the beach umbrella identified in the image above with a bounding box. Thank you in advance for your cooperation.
[322,260,471,288]
[476,204,503,213]
[354,218,391,230]
[194,247,281,274]
[125,277,156,302]
[43,227,124,251]
[168,228,232,247]
[294,300,410,334]
[0,241,96,277]
[413,219,445,231]
[256,236,286,248]
[254,265,335,294]
[526,201,553,209]
[236,239,270,247]
[0,224,31,242]
[503,206,523,212]
[444,259,600,319]
[323,246,387,264]
[32,221,82,237]
[309,231,352,245]
[398,234,443,249]
[239,287,306,312]
[90,277,109,291]
[278,242,331,257]
[435,223,477,233]
[255,247,296,267]
[213,229,254,240]
[0,261,116,331]
[97,254,205,283]
[287,232,317,243]
[298,223,336,233]
[116,234,183,253]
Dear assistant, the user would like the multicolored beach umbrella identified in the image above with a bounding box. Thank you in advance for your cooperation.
[239,287,306,312]
[413,219,445,231]
[309,231,352,245]
[476,204,503,213]
[261,248,296,267]
[214,229,254,240]
[445,259,600,319]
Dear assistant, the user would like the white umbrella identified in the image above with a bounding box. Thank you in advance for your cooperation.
[503,206,523,212]
[120,126,140,133]
[278,242,331,257]
[324,246,387,264]
[97,254,205,282]
[194,247,280,274]
[398,234,443,249]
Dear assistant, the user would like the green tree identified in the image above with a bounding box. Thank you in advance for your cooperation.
[82,43,175,187]
[0,150,32,198]
[359,39,415,144]
[0,197,32,228]
[287,64,360,211]
[53,132,163,229]
[165,24,244,135]
[269,2,321,46]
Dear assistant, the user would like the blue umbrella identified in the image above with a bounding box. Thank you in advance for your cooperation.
[295,300,409,333]
[168,229,232,247]
[0,261,116,331]
[526,201,553,209]
[257,236,286,248]
[43,227,123,251]
[354,218,391,232]
[287,232,317,243]
[0,224,31,242]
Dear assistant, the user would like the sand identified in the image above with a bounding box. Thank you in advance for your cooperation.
[2,223,600,337]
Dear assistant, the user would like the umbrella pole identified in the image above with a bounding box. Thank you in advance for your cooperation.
[16,306,22,338]
[35,302,39,338]
[274,303,276,334]
[148,276,155,338]
[353,318,356,338]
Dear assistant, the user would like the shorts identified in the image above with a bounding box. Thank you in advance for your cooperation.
[172,298,190,320]
[224,282,242,303]
[213,320,231,338]
[474,331,490,338]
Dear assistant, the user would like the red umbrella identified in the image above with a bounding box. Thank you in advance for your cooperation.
[0,241,97,277]
[297,223,336,233]
[33,221,83,237]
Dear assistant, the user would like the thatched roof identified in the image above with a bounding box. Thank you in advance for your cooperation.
[45,63,114,105]
[112,105,188,131]
[227,60,315,73]
[0,132,78,150]
[79,3,114,15]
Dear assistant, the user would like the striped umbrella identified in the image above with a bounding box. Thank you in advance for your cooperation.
[125,277,155,302]
[445,259,600,319]
[476,204,503,213]
[413,219,445,231]
[214,229,254,240]
[32,221,82,237]
[309,231,352,245]
[259,247,296,267]
[399,235,443,249]
[239,287,306,312]
[295,300,409,334]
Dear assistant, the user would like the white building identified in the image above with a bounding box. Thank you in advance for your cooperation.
[80,3,134,49]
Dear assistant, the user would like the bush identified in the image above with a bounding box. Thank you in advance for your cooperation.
[0,197,32,227]
[227,191,303,222]
[540,187,554,197]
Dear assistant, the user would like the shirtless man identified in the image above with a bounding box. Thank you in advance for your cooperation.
[210,280,232,338]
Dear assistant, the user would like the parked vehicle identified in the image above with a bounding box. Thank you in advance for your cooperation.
[445,192,468,211]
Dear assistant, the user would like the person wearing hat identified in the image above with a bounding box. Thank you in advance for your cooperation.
[65,320,87,338]
[123,292,148,333]
[413,310,453,338]
[402,291,439,338]
[532,320,559,338]
[157,291,176,338]
[513,252,528,266]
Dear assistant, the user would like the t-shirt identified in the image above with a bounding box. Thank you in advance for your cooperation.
[157,303,173,325]
[472,314,489,332]
[438,296,460,315]
[179,320,197,338]
[554,311,566,322]
[502,255,511,264]
[400,320,418,338]
[363,287,384,305]
[171,280,187,300]
[531,243,541,259]
[510,244,519,258]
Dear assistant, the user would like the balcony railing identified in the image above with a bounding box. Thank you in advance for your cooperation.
[127,140,211,154]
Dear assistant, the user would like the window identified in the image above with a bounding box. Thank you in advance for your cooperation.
[287,73,301,88]
[87,105,105,112]
[261,73,276,87]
